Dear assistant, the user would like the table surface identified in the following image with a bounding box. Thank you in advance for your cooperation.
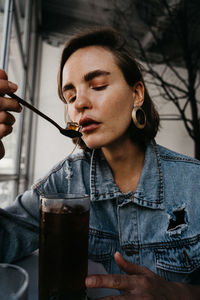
[16,251,120,300]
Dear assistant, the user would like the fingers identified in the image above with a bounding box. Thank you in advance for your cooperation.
[0,69,21,112]
[0,111,16,125]
[0,123,13,137]
[0,79,18,96]
[0,96,22,113]
[0,141,5,159]
[114,252,135,275]
[0,70,20,160]
[0,77,21,114]
[0,69,17,95]
[0,111,16,139]
[86,254,154,290]
[0,69,8,80]
[86,274,133,290]
[114,252,152,276]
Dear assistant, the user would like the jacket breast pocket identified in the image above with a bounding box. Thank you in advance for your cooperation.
[155,238,200,284]
[88,228,119,274]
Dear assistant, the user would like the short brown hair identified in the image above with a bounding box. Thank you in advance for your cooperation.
[58,27,160,150]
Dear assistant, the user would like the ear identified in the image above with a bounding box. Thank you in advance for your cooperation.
[132,81,144,107]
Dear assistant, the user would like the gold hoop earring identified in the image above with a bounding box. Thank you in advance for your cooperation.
[132,106,146,129]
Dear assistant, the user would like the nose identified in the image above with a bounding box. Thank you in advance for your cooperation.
[74,91,92,111]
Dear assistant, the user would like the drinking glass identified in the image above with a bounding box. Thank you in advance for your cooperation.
[0,263,29,300]
[39,194,90,300]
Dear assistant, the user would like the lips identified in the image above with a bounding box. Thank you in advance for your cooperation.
[79,117,100,133]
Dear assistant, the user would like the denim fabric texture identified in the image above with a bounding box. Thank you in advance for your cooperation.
[1,141,200,284]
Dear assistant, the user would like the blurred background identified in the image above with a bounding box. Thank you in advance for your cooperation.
[0,0,200,206]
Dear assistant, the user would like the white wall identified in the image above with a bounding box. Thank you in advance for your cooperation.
[155,102,194,157]
[147,65,195,157]
[33,42,79,181]
[33,41,195,181]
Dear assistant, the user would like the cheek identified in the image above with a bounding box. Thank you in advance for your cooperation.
[67,106,76,121]
[107,94,133,122]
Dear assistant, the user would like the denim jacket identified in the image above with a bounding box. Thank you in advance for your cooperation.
[1,141,200,285]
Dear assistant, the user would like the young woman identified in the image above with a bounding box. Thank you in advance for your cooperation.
[0,27,200,299]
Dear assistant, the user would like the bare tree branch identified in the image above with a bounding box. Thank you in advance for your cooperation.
[110,0,200,157]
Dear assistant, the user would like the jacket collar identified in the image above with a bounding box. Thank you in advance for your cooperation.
[90,141,164,210]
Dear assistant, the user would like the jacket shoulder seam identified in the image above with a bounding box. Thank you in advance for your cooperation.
[160,154,200,165]
[32,153,90,191]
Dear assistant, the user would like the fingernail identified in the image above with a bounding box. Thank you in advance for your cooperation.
[8,81,18,91]
[115,251,121,257]
[86,276,96,287]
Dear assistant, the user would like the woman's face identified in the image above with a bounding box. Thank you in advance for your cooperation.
[62,46,141,149]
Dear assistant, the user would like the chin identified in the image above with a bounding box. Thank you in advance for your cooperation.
[83,136,105,150]
[84,142,102,150]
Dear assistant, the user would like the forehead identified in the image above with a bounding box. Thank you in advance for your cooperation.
[62,46,119,81]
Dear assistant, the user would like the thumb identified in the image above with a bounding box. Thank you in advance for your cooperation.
[114,251,151,275]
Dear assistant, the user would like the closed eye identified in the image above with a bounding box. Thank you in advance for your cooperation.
[92,85,108,91]
[68,96,76,104]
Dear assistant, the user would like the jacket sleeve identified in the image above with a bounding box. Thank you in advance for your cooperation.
[0,153,89,263]
[0,187,40,263]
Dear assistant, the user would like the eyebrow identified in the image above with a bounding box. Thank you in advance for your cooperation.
[62,83,74,93]
[84,69,110,82]
[62,69,110,93]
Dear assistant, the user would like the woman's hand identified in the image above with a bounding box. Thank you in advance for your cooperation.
[86,252,200,299]
[0,69,22,159]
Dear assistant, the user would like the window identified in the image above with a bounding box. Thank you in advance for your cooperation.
[0,0,41,206]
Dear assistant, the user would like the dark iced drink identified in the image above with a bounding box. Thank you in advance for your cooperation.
[39,194,90,300]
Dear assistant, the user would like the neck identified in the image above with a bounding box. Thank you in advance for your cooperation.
[101,137,145,189]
